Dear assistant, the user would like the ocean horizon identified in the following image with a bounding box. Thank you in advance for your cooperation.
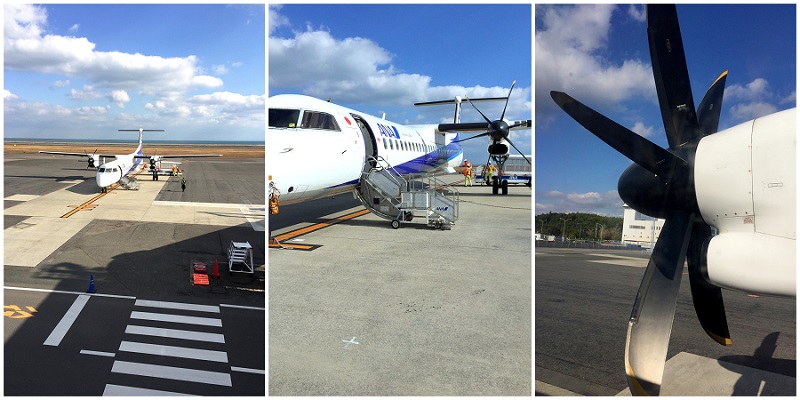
[5,138,264,145]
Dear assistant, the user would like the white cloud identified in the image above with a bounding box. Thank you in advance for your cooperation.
[69,85,102,101]
[536,190,624,216]
[630,121,656,138]
[725,78,771,102]
[4,4,47,40]
[5,4,225,98]
[534,5,653,125]
[69,23,79,33]
[4,4,265,141]
[269,9,530,122]
[729,102,778,121]
[268,5,290,35]
[5,90,19,100]
[109,90,130,108]
[212,64,228,75]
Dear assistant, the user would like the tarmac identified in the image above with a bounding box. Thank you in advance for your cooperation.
[268,176,532,396]
[4,153,266,302]
[535,247,796,396]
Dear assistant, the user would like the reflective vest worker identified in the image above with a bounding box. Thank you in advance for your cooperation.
[181,177,187,192]
[463,162,473,187]
[485,163,494,185]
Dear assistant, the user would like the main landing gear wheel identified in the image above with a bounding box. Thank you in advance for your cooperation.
[492,176,500,195]
[501,180,509,195]
[391,220,400,229]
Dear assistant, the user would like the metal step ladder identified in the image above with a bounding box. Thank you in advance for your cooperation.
[118,176,140,190]
[354,156,459,230]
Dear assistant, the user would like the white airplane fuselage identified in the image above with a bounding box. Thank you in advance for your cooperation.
[95,149,145,189]
[268,94,464,205]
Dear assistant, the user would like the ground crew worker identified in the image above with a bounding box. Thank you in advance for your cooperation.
[484,163,494,185]
[181,177,186,192]
[463,161,473,187]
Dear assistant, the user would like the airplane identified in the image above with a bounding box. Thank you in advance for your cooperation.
[423,81,532,195]
[267,94,470,208]
[39,129,222,193]
[549,4,795,396]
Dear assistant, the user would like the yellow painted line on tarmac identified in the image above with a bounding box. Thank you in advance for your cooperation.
[269,208,369,247]
[61,170,145,219]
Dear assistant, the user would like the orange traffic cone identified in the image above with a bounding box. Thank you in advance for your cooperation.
[211,259,220,279]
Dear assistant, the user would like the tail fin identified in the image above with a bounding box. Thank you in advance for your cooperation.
[119,129,164,154]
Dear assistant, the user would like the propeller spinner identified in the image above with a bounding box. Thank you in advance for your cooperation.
[438,81,532,164]
[550,5,730,395]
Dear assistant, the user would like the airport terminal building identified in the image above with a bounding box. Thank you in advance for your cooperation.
[620,204,664,249]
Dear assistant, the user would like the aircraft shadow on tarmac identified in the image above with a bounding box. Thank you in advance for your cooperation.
[718,331,796,396]
[5,221,265,395]
[5,175,89,182]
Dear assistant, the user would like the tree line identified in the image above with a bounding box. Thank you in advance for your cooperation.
[535,212,623,241]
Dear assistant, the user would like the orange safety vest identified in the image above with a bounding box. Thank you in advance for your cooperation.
[464,167,472,177]
[269,193,279,214]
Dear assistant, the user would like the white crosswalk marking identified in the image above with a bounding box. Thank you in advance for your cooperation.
[119,341,229,362]
[125,325,225,343]
[130,311,222,326]
[104,298,231,396]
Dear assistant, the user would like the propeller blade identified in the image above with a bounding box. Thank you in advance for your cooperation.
[686,221,731,345]
[550,91,685,178]
[499,80,516,121]
[647,4,699,149]
[452,132,491,143]
[506,138,531,164]
[696,71,727,137]
[465,95,494,125]
[625,210,695,396]
[438,122,489,132]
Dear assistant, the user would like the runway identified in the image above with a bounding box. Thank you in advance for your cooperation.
[535,247,796,395]
[268,177,532,395]
[4,152,265,395]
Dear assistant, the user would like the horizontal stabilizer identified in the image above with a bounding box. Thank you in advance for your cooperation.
[414,97,507,107]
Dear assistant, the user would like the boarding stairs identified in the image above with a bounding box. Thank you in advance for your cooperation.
[354,156,459,230]
[118,176,140,190]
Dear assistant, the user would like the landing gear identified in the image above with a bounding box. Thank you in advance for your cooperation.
[491,177,509,195]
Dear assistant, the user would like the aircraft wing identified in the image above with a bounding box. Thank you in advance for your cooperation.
[134,154,223,159]
[39,151,116,158]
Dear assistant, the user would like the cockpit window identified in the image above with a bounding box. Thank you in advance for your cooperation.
[269,109,301,128]
[301,111,340,131]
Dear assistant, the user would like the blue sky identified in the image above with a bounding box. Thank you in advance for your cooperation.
[535,4,796,216]
[269,4,532,164]
[4,4,265,142]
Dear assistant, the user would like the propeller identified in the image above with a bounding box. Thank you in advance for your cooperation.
[85,149,98,169]
[438,81,532,164]
[550,5,730,395]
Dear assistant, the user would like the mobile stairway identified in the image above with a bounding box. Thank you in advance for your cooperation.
[354,156,459,230]
[118,176,140,190]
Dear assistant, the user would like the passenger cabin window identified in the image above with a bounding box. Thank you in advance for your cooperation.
[301,111,340,131]
[269,109,301,128]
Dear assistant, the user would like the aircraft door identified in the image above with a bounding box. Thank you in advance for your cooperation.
[352,114,378,172]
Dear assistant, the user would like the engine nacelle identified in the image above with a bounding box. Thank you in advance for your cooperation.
[488,140,509,155]
[705,232,795,297]
[87,157,96,169]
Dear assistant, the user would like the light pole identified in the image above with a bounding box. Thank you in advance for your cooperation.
[560,218,567,242]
